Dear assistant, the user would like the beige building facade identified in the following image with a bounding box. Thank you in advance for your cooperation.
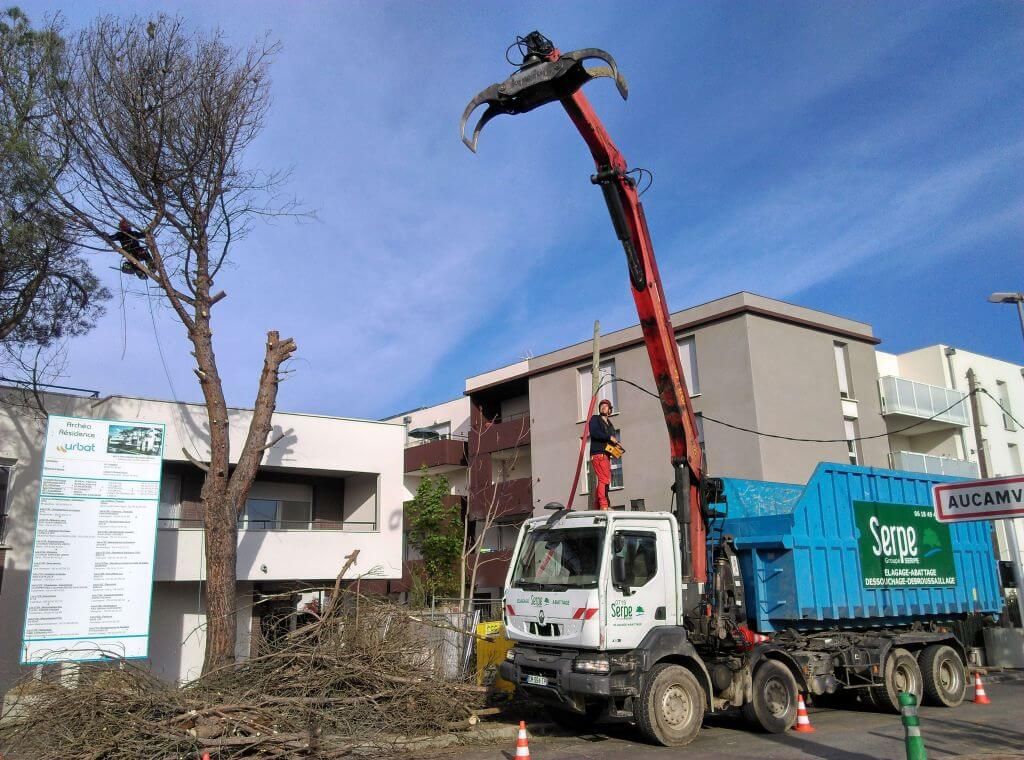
[0,390,405,691]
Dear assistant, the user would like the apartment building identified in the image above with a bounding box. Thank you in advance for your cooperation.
[383,398,471,595]
[877,345,1024,566]
[387,294,1024,601]
[0,389,405,691]
[449,292,891,595]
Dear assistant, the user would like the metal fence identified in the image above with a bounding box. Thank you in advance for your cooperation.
[407,606,481,679]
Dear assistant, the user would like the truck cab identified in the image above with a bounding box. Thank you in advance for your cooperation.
[500,509,711,746]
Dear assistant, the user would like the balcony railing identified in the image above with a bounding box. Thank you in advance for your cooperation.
[467,548,513,588]
[471,412,531,455]
[891,451,979,479]
[878,376,969,427]
[158,518,378,532]
[469,477,532,520]
[404,435,468,473]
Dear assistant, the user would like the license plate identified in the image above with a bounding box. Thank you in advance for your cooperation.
[524,674,548,686]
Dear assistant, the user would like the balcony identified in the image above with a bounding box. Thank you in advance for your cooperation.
[878,376,969,433]
[404,435,467,474]
[471,413,531,455]
[468,548,513,589]
[469,477,532,521]
[891,451,979,479]
[154,521,400,582]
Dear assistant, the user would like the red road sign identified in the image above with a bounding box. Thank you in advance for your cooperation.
[933,475,1024,522]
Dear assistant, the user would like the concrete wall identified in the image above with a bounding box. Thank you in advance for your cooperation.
[343,473,379,526]
[148,582,252,683]
[0,390,405,694]
[384,396,471,441]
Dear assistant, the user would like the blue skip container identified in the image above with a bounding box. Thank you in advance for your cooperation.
[717,463,1003,633]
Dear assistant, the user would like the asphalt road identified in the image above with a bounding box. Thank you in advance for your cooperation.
[446,681,1024,760]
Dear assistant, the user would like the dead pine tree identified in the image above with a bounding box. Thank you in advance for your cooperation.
[32,15,300,672]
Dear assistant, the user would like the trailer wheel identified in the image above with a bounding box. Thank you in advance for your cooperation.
[870,648,923,713]
[920,644,966,707]
[635,663,705,746]
[741,660,798,733]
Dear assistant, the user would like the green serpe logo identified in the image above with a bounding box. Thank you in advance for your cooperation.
[854,501,956,588]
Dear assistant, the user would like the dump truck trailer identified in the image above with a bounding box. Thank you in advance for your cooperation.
[500,464,1002,745]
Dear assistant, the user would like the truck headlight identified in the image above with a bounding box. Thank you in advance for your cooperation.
[505,649,516,662]
[573,655,610,674]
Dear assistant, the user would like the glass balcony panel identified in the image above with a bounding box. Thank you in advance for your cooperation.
[892,450,978,478]
[878,376,968,427]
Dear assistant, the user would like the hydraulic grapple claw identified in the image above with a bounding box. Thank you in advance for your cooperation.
[460,32,628,152]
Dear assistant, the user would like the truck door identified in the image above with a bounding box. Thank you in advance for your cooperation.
[606,521,676,649]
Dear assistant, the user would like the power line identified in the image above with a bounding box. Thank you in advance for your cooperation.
[611,376,981,444]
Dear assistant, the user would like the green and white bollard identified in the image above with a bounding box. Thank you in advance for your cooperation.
[899,692,927,760]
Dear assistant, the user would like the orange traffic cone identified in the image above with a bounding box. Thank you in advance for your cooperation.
[972,671,991,704]
[515,720,531,758]
[793,693,815,733]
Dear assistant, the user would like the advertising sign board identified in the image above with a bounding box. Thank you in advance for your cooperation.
[853,500,957,588]
[932,475,1024,523]
[21,415,165,664]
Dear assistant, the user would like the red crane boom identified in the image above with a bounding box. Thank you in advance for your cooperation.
[461,32,707,582]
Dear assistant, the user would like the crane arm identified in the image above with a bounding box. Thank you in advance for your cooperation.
[461,32,706,582]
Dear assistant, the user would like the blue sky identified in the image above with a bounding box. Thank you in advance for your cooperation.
[21,1,1024,419]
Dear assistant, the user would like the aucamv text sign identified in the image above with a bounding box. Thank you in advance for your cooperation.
[853,500,957,588]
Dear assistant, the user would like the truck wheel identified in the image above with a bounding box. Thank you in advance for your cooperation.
[870,648,923,713]
[635,663,705,746]
[920,644,966,707]
[741,660,798,733]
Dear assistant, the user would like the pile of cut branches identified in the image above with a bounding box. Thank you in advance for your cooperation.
[0,595,486,759]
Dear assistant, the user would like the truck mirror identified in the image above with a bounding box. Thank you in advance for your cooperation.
[612,554,629,592]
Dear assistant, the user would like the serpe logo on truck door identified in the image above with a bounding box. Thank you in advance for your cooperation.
[853,501,957,588]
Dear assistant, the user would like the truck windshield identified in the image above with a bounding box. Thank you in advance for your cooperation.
[510,526,605,590]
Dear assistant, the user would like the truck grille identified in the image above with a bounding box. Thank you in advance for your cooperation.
[527,621,562,636]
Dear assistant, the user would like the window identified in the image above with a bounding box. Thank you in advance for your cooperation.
[694,412,706,460]
[676,336,700,395]
[482,522,520,551]
[997,381,1016,432]
[240,482,313,530]
[510,526,605,588]
[613,531,658,587]
[158,474,182,528]
[404,532,423,561]
[834,342,854,399]
[1009,444,1023,476]
[844,418,859,465]
[0,464,11,545]
[579,360,617,419]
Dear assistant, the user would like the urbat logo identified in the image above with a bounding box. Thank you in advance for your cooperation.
[56,442,96,453]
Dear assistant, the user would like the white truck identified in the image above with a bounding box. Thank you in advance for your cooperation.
[498,493,993,747]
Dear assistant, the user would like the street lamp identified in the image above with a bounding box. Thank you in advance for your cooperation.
[987,290,1024,628]
[988,292,1024,344]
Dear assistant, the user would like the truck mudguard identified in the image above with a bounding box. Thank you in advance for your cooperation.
[634,626,714,705]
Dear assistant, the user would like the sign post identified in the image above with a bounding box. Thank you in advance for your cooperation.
[933,475,1024,628]
[21,415,165,664]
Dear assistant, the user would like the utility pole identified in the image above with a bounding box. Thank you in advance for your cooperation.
[966,369,988,478]
[588,320,600,508]
[970,368,1024,627]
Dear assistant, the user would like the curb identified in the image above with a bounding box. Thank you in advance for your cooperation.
[976,668,1024,684]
